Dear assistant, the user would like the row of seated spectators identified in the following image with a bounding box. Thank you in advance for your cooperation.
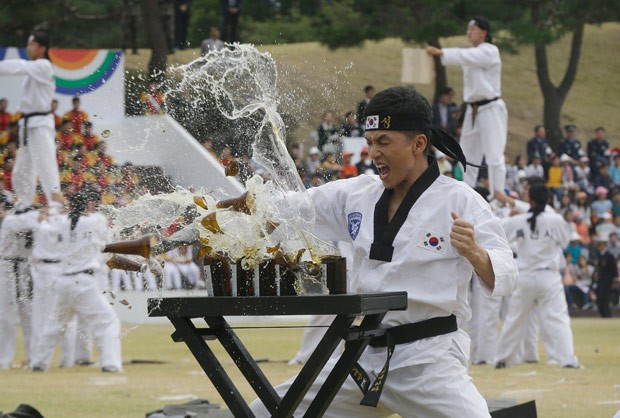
[0,97,143,209]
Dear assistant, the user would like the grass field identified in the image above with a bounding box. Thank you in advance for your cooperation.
[126,23,620,159]
[1,317,619,418]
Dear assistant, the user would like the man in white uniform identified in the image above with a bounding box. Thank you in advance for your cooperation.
[0,207,39,369]
[29,191,122,372]
[494,184,579,368]
[496,178,560,365]
[168,245,201,288]
[250,86,517,417]
[466,187,510,366]
[0,32,63,208]
[427,17,508,197]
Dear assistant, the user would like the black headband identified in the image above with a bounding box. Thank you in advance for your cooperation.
[29,34,50,49]
[364,113,431,132]
[364,113,484,172]
[469,17,490,32]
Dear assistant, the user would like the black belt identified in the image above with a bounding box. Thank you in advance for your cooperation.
[20,111,51,147]
[11,259,33,301]
[39,259,61,264]
[466,97,500,125]
[1,257,28,262]
[63,269,95,276]
[349,314,458,407]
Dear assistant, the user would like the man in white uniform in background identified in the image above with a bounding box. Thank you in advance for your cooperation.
[29,191,122,372]
[0,206,40,369]
[427,17,508,198]
[0,31,63,209]
[496,178,559,365]
[251,86,518,417]
[168,245,201,288]
[494,184,579,369]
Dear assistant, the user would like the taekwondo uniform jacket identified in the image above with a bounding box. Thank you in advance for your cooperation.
[305,163,518,370]
[0,59,55,129]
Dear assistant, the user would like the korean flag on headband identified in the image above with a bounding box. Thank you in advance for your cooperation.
[365,115,379,130]
[417,230,447,255]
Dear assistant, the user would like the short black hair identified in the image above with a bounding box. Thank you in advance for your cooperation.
[526,175,546,186]
[72,96,80,103]
[440,86,454,96]
[529,183,549,207]
[30,31,51,59]
[364,85,374,93]
[364,86,433,154]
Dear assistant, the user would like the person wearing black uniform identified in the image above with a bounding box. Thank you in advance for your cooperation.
[593,234,618,318]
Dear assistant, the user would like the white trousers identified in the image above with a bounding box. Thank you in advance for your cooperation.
[494,270,578,367]
[251,334,491,418]
[110,269,134,291]
[460,100,508,193]
[175,262,200,287]
[15,126,61,205]
[164,263,182,289]
[514,306,557,364]
[0,259,33,369]
[289,315,339,365]
[469,278,503,364]
[141,270,159,291]
[29,270,122,371]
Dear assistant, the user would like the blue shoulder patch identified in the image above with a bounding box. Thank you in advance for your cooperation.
[348,212,362,240]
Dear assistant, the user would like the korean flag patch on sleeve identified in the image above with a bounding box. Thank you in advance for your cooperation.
[417,229,448,255]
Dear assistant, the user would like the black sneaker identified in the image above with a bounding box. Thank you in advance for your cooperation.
[562,364,583,369]
[76,359,94,366]
[32,365,45,372]
[495,361,506,369]
[102,366,119,373]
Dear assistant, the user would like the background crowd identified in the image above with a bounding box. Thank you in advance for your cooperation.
[0,96,145,212]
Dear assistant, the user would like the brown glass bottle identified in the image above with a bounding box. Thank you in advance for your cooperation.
[207,257,232,297]
[216,192,252,215]
[103,235,153,259]
[106,254,145,272]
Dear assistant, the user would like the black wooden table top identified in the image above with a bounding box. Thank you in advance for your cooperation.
[147,292,408,318]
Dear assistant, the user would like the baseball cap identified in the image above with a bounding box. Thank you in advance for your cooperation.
[564,124,577,132]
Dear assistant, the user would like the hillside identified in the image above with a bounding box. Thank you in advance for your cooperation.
[126,23,620,160]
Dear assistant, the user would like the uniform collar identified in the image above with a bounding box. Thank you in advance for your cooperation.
[370,158,440,262]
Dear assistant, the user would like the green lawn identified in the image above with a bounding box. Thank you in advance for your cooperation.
[1,317,619,417]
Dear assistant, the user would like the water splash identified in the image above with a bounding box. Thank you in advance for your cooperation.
[107,44,339,293]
